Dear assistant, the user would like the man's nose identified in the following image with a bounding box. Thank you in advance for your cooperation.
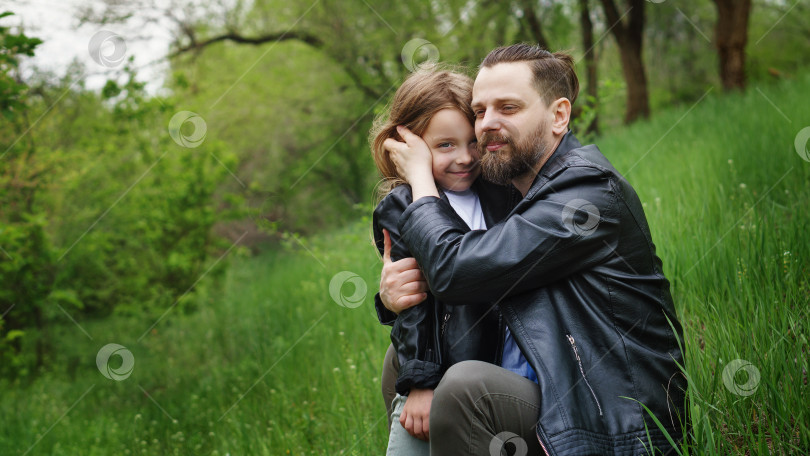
[479,108,502,132]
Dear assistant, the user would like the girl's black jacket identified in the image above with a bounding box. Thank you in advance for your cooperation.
[372,178,517,395]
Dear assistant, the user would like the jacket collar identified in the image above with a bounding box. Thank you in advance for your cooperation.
[524,130,582,200]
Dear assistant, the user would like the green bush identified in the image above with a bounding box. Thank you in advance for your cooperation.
[0,18,247,378]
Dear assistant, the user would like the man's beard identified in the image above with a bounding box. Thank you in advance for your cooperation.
[478,124,549,186]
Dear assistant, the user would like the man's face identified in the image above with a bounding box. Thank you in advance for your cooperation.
[472,62,554,185]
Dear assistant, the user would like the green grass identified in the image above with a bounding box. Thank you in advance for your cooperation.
[2,73,809,455]
[597,75,810,453]
[1,225,392,455]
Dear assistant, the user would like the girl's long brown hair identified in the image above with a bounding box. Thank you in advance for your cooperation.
[369,68,474,202]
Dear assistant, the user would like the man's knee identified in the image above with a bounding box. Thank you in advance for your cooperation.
[431,361,491,423]
[437,360,492,395]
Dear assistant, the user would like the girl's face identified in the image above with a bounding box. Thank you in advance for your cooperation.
[421,108,480,192]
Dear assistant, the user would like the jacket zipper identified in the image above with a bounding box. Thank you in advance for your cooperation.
[495,309,505,365]
[440,313,450,336]
[537,434,550,456]
[566,334,603,416]
[425,348,435,363]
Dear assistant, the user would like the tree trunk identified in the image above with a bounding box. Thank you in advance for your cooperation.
[599,0,650,124]
[518,0,551,50]
[713,0,752,91]
[619,38,649,124]
[579,0,598,134]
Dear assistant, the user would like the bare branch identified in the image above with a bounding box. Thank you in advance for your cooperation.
[168,30,324,58]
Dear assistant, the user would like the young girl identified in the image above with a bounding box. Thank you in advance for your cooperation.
[369,69,513,454]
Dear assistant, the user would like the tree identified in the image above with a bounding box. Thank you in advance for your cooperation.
[712,0,752,91]
[578,0,598,134]
[516,0,551,50]
[598,0,649,124]
[0,12,53,374]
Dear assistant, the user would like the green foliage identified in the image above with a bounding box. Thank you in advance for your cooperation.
[0,12,52,377]
[39,70,249,319]
[0,11,41,118]
[0,23,247,377]
[168,39,375,236]
[748,1,810,80]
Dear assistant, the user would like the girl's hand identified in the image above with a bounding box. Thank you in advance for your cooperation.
[383,126,439,200]
[383,126,432,183]
[400,388,434,441]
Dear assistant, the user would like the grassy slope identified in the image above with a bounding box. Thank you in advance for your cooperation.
[595,75,810,453]
[2,74,809,455]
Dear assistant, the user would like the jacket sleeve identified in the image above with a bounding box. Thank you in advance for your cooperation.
[397,165,621,305]
[372,293,397,326]
[372,186,414,325]
[390,301,444,394]
[372,186,443,393]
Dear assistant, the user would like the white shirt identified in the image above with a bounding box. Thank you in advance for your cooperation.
[444,188,486,230]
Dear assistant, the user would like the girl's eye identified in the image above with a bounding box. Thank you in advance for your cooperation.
[438,142,454,148]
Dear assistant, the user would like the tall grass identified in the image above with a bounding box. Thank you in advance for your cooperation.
[597,75,810,454]
[1,74,809,455]
[1,221,396,455]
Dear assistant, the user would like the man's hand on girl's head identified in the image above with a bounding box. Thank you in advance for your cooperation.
[380,229,428,314]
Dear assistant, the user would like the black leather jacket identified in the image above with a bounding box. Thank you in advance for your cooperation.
[372,178,515,395]
[396,132,686,455]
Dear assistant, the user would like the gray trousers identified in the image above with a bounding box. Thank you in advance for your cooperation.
[380,344,544,455]
[382,344,400,430]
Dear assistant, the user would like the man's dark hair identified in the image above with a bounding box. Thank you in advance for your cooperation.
[480,43,579,106]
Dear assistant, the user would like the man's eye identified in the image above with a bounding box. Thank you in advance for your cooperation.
[502,105,517,113]
[474,110,485,118]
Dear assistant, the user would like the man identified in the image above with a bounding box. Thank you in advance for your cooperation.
[379,43,686,455]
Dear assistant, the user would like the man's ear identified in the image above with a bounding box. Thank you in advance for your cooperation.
[550,98,571,135]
